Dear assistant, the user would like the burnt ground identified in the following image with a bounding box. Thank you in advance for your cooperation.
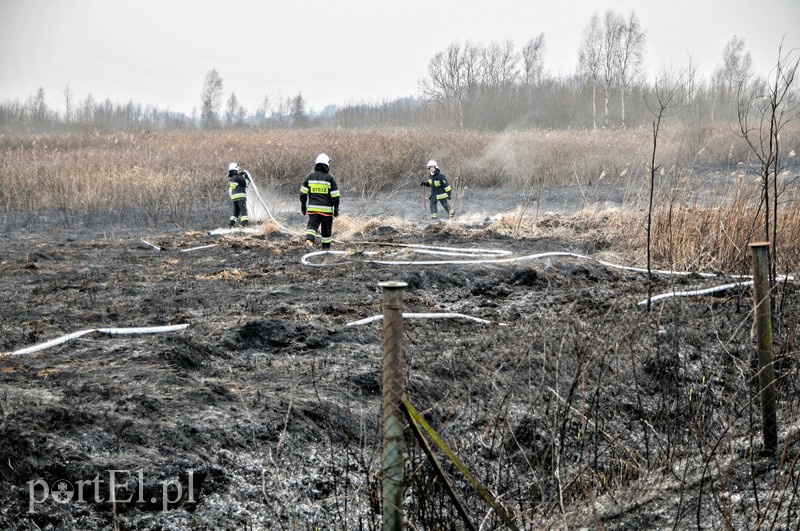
[1,219,799,530]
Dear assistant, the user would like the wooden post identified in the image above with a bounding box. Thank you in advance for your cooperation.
[379,281,408,530]
[749,242,777,455]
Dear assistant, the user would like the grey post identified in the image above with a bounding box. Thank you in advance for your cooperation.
[379,281,408,530]
[749,242,777,455]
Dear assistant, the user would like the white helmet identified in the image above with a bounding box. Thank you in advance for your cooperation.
[426,160,439,169]
[316,153,330,166]
[228,162,240,172]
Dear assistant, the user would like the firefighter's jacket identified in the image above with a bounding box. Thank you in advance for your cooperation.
[300,164,340,215]
[421,169,452,200]
[229,169,250,201]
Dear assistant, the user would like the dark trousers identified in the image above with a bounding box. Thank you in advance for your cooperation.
[305,213,333,248]
[230,199,249,223]
[429,196,451,218]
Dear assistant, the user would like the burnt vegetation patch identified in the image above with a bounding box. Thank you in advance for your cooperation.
[0,225,798,529]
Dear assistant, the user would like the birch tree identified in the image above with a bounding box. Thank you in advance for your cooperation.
[615,10,646,127]
[717,36,753,105]
[201,68,224,129]
[480,40,519,90]
[601,10,623,128]
[225,92,243,128]
[62,84,74,124]
[421,42,482,129]
[521,34,546,88]
[256,95,271,125]
[579,13,603,129]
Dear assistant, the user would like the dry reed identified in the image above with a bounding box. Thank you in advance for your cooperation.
[1,127,798,273]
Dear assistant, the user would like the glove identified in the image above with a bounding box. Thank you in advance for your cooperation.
[301,205,306,215]
[419,182,425,186]
[333,207,339,217]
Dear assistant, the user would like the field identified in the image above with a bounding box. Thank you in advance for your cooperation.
[1,128,799,529]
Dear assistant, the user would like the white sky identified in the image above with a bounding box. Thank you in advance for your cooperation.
[1,0,798,116]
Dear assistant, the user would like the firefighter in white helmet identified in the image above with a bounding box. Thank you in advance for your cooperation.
[299,153,340,250]
[227,162,251,227]
[420,160,454,219]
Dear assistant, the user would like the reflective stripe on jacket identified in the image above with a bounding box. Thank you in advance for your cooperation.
[300,168,340,214]
[421,169,452,199]
[229,170,250,201]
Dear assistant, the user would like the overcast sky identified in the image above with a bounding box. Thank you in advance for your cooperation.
[1,0,798,116]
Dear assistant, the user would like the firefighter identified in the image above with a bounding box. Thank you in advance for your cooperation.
[299,153,340,250]
[227,162,251,227]
[420,160,454,219]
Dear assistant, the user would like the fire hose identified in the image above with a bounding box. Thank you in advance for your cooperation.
[3,324,189,357]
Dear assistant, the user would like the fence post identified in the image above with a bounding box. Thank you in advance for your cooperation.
[749,242,777,455]
[379,281,408,530]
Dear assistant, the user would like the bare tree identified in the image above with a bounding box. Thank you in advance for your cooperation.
[77,93,95,126]
[601,10,623,128]
[480,40,519,89]
[713,36,753,119]
[235,103,246,126]
[271,93,292,127]
[520,34,546,117]
[256,95,271,125]
[479,40,520,127]
[421,42,466,128]
[579,13,604,129]
[615,10,646,127]
[62,84,74,124]
[521,34,546,88]
[722,36,753,98]
[459,41,483,127]
[201,68,224,129]
[643,67,689,309]
[225,92,245,128]
[28,87,47,128]
[291,92,309,127]
[738,41,799,285]
[421,42,482,129]
[461,42,482,88]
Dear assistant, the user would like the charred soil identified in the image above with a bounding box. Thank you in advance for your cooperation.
[1,221,799,530]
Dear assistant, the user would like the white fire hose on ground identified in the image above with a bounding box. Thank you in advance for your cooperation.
[154,174,797,325]
[3,324,189,357]
[303,244,796,326]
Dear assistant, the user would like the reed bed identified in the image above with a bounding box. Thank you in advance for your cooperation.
[492,194,800,274]
[1,127,798,273]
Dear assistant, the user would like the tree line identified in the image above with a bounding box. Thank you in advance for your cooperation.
[0,9,783,134]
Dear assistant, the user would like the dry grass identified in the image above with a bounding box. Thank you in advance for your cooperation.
[331,215,421,241]
[195,269,247,282]
[1,127,799,273]
[490,189,800,274]
[647,200,800,274]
